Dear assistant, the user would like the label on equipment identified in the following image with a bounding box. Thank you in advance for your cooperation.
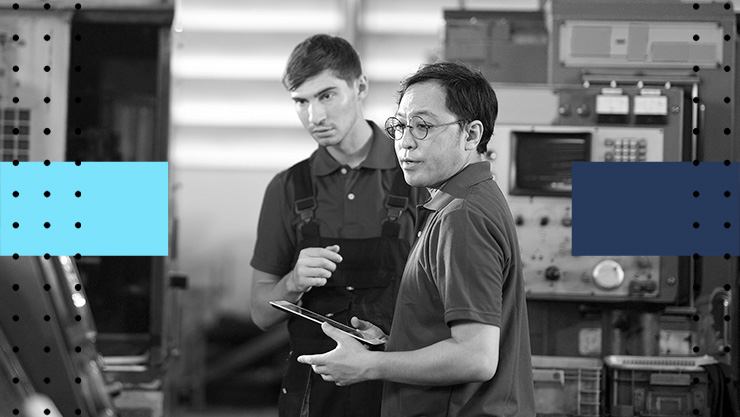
[596,95,629,115]
[634,95,668,115]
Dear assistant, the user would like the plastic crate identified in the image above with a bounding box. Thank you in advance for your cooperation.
[604,355,716,417]
[532,355,603,416]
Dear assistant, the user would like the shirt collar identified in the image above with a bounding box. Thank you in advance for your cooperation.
[424,161,492,211]
[312,120,398,176]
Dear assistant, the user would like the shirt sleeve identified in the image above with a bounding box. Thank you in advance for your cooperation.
[250,172,298,277]
[431,206,509,327]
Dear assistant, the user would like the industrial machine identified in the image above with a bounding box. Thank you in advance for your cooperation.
[490,83,684,303]
[446,1,737,415]
[0,256,116,416]
[1,1,180,415]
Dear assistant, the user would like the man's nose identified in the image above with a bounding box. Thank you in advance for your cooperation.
[398,127,417,149]
[308,102,326,124]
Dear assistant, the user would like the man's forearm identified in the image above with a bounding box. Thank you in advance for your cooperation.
[250,271,304,330]
[367,337,498,386]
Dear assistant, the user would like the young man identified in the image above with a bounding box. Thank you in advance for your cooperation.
[249,34,425,417]
[297,62,536,417]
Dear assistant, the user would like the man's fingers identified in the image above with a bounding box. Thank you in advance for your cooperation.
[307,277,328,287]
[325,244,340,253]
[303,265,334,278]
[297,354,325,366]
[321,322,354,343]
[319,373,336,383]
[305,246,342,263]
[350,316,371,330]
[311,364,329,374]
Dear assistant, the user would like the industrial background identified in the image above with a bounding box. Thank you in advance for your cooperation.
[0,0,739,416]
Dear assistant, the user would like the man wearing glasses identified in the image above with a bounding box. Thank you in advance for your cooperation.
[298,62,536,417]
[249,34,426,417]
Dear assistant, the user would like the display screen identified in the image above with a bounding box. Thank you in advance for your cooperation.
[510,131,591,196]
[270,301,386,346]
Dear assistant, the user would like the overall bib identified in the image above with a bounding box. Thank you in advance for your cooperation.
[278,160,411,417]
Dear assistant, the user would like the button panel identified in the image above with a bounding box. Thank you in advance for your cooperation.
[603,137,647,162]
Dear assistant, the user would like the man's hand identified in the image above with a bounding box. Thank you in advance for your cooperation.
[350,316,388,342]
[297,322,374,386]
[286,245,342,293]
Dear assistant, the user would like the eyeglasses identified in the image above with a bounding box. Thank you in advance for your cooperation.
[384,116,466,141]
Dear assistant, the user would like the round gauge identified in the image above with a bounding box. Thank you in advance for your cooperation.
[592,259,624,290]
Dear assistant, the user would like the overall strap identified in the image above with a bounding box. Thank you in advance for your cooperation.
[382,168,411,238]
[289,159,319,238]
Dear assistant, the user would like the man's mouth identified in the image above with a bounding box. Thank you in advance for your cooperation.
[399,158,420,168]
[312,127,334,136]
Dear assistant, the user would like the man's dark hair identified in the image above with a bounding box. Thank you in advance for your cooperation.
[397,62,498,154]
[282,34,363,91]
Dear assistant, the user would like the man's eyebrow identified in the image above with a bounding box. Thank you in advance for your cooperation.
[291,87,337,101]
[414,110,437,118]
[315,87,337,98]
[396,110,438,119]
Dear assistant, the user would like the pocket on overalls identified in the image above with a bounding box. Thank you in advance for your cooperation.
[344,269,398,334]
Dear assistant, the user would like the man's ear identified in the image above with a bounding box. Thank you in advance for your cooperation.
[356,74,369,99]
[464,120,483,151]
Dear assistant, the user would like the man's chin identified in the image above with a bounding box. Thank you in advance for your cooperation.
[402,172,425,188]
[313,133,340,146]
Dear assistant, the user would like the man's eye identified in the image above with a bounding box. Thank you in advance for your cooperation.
[321,92,335,100]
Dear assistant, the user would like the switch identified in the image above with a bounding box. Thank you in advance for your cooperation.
[545,266,561,281]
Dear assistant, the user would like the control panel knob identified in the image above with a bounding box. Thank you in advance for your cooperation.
[576,104,590,117]
[545,266,561,281]
[636,256,652,269]
[515,215,524,226]
[540,216,549,226]
[592,260,624,290]
[642,280,657,292]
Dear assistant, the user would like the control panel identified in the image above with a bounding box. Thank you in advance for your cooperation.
[489,85,683,302]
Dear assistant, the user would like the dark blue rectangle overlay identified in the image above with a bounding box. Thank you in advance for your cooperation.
[572,162,740,256]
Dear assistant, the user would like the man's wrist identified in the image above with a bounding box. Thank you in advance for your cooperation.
[365,351,385,381]
[283,270,306,297]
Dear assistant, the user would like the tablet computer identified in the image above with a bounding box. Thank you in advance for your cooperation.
[270,300,386,346]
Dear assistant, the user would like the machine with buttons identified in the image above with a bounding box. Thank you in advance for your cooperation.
[489,84,684,302]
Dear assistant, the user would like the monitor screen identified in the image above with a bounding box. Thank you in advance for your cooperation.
[510,131,591,196]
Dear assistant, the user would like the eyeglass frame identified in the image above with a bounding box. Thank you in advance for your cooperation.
[384,115,468,141]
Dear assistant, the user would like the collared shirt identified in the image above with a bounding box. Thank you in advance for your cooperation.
[251,120,426,277]
[382,161,535,417]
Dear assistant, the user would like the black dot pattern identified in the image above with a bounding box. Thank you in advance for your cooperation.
[2,6,736,416]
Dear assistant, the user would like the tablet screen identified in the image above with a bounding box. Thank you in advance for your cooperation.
[270,300,386,346]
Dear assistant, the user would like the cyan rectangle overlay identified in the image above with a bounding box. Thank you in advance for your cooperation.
[573,162,740,256]
[0,162,168,256]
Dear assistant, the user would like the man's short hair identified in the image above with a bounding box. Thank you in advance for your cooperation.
[397,62,498,154]
[283,34,363,91]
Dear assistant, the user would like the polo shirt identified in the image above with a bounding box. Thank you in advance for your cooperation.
[381,161,535,417]
[251,120,425,278]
